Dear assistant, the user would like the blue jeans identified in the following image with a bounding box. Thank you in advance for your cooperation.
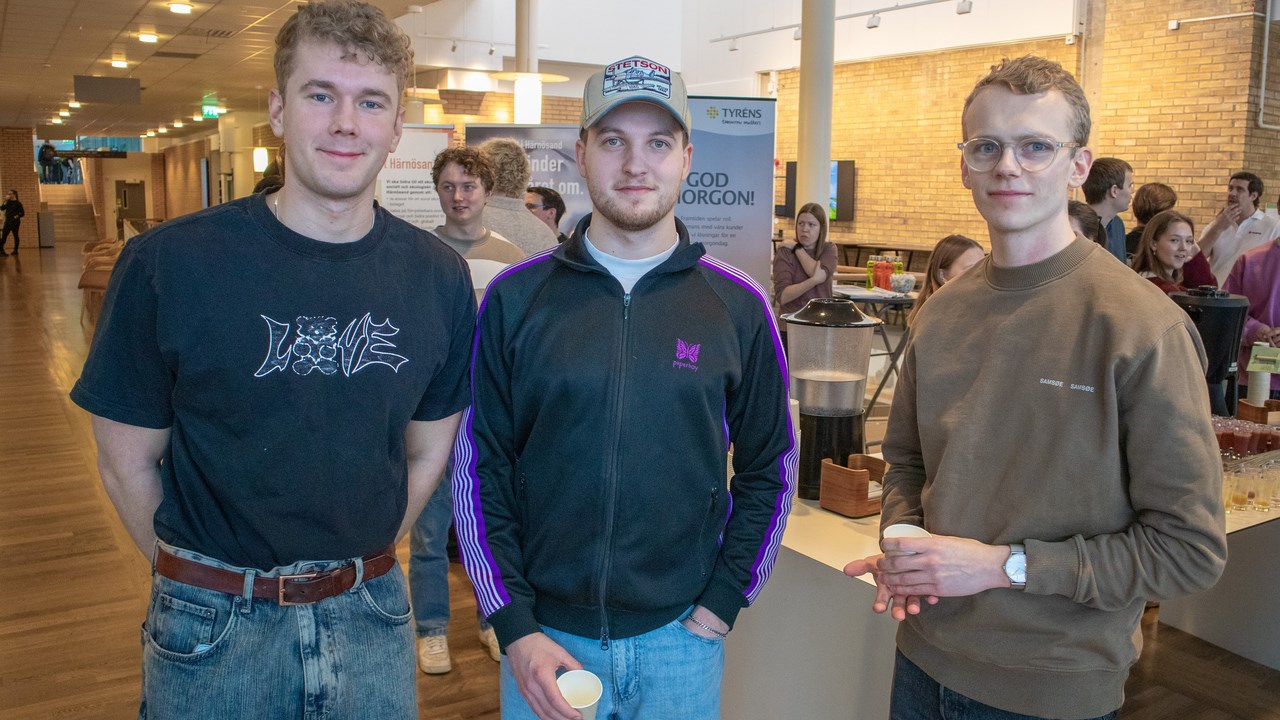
[409,472,488,636]
[499,611,724,720]
[889,650,1118,720]
[139,542,416,719]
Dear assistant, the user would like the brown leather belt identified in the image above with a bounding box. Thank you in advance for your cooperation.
[153,545,398,606]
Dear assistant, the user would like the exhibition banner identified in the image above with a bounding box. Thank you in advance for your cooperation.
[375,124,454,232]
[681,96,777,292]
[465,125,590,234]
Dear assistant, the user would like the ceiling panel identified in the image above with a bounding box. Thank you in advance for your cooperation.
[0,0,418,139]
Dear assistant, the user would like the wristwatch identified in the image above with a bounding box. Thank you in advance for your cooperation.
[1003,543,1026,590]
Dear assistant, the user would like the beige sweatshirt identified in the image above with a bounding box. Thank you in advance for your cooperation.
[881,237,1227,719]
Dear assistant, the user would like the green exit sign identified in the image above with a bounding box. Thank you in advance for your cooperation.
[201,105,221,119]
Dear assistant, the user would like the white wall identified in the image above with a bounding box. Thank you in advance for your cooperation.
[681,0,1080,96]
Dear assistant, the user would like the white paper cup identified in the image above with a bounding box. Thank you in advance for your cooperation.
[882,523,931,556]
[557,669,603,720]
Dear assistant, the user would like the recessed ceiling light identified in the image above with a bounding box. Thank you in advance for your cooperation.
[51,118,63,124]
[68,101,81,108]
[168,2,193,14]
[111,59,128,68]
[173,120,184,128]
[59,110,70,117]
[157,127,168,133]
[147,130,156,136]
[139,33,158,43]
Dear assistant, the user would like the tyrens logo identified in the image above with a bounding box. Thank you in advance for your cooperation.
[705,106,719,120]
[673,338,701,372]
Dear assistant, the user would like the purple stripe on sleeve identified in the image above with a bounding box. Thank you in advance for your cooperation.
[697,256,797,604]
[454,250,558,615]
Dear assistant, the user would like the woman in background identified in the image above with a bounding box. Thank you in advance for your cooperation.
[1126,182,1216,288]
[773,202,837,317]
[0,190,24,255]
[907,234,984,325]
[1131,209,1196,295]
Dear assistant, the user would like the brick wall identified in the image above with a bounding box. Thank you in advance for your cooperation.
[0,127,41,216]
[426,91,582,145]
[774,40,1078,251]
[1095,0,1259,233]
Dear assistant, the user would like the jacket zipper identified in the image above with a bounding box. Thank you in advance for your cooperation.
[598,292,631,649]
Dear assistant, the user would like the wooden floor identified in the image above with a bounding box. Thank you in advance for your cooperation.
[1,241,1277,719]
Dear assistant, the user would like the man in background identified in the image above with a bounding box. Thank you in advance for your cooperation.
[1201,171,1278,281]
[525,185,569,243]
[1082,156,1132,262]
[477,137,558,254]
[407,144,522,675]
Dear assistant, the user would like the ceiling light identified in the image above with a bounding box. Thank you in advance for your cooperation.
[139,33,158,43]
[488,43,496,56]
[450,40,457,52]
[866,14,881,28]
[793,27,802,41]
[51,118,63,124]
[956,0,973,13]
[158,127,168,133]
[111,58,128,68]
[729,38,739,52]
[59,110,70,117]
[192,114,203,122]
[147,130,156,136]
[173,120,184,128]
[168,2,193,14]
[68,101,80,108]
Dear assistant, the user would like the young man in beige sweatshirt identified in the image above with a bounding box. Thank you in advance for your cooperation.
[845,55,1226,720]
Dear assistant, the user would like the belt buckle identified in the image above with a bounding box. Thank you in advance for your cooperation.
[277,572,318,606]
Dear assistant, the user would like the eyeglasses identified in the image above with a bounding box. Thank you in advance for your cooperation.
[956,137,1081,173]
[525,203,548,211]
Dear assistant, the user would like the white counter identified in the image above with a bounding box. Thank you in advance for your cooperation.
[722,500,898,719]
[1159,509,1280,670]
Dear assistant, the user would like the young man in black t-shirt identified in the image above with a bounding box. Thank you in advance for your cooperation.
[70,3,473,717]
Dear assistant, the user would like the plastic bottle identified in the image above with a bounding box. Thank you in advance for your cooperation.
[866,256,876,289]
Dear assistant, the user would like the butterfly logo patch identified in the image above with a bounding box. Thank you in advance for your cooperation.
[674,338,701,372]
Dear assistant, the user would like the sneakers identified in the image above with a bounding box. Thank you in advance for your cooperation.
[479,626,501,662]
[416,634,451,674]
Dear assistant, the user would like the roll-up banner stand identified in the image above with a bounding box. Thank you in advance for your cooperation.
[467,97,777,291]
[374,124,454,232]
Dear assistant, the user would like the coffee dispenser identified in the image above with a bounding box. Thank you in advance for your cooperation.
[783,298,882,501]
[1170,288,1249,415]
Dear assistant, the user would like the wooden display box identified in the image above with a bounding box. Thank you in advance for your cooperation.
[1237,399,1280,425]
[819,455,886,518]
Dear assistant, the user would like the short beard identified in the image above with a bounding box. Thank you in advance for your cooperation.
[588,184,679,233]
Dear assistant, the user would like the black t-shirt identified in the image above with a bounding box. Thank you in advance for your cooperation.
[71,193,475,569]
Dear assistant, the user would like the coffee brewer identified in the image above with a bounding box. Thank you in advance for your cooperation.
[1170,287,1249,415]
[783,298,882,501]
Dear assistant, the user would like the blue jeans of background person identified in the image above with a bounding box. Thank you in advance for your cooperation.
[139,542,416,720]
[499,611,724,720]
[409,471,489,637]
[889,650,1118,720]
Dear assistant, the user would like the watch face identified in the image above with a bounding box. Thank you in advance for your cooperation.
[1005,553,1027,585]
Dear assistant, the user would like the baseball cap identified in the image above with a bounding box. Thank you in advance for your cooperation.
[580,56,691,133]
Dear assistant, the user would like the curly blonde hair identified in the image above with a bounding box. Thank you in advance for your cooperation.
[477,138,531,198]
[274,1,414,97]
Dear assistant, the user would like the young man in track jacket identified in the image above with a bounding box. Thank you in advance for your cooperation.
[454,55,796,720]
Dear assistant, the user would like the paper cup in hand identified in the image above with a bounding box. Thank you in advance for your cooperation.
[557,669,603,720]
[882,523,931,557]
